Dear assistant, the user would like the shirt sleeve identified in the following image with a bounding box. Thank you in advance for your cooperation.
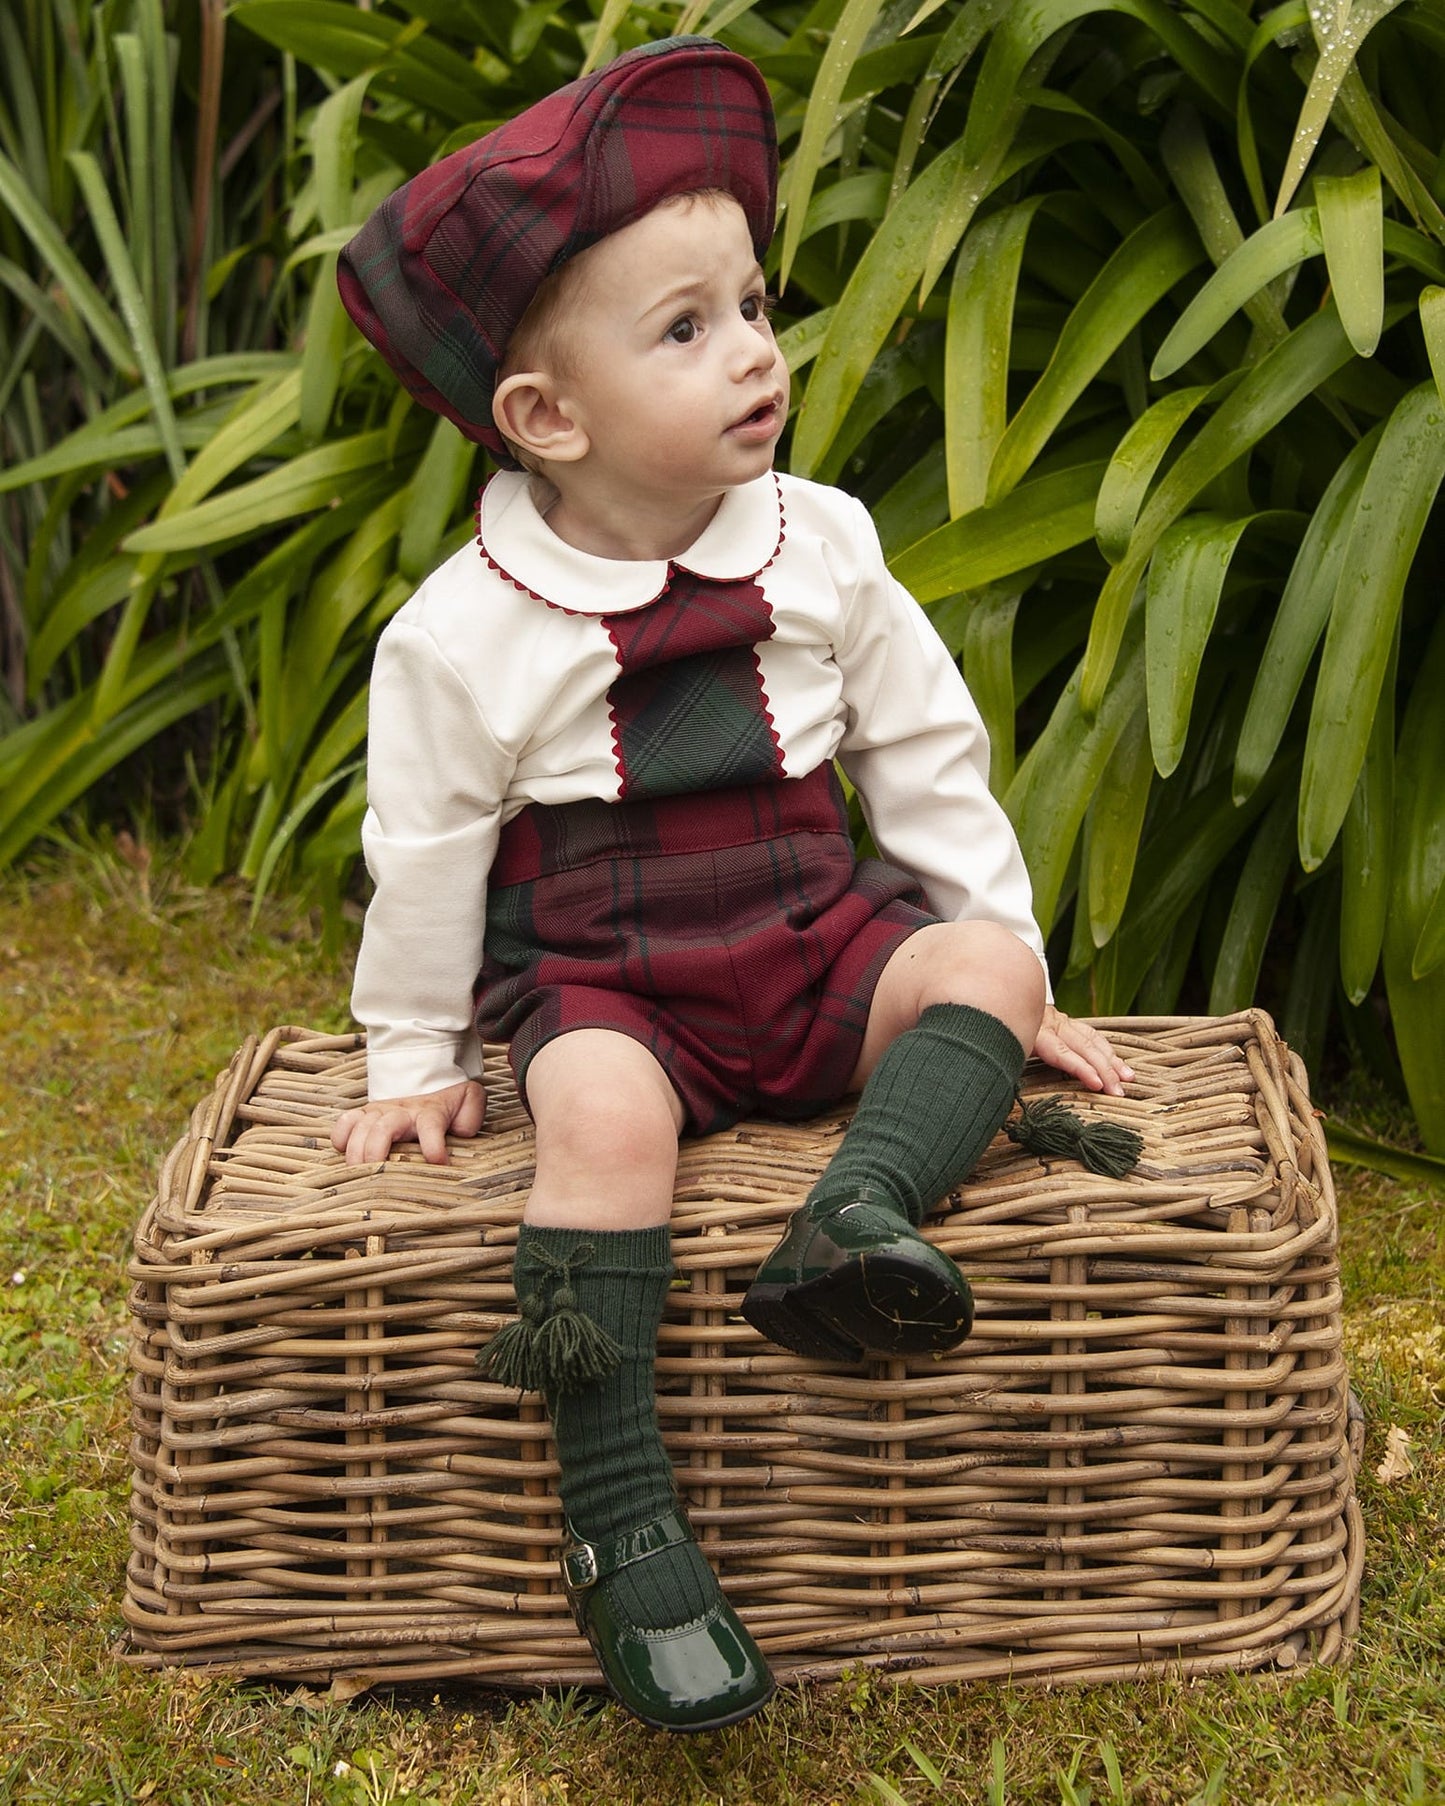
[830,493,1050,984]
[351,614,511,1099]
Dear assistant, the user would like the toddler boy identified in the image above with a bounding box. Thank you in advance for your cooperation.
[333,36,1132,1733]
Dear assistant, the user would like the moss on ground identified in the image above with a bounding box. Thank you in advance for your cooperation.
[1,844,1441,1806]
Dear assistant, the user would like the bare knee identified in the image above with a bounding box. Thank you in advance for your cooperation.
[524,1030,683,1227]
[912,920,1047,1052]
[534,1083,679,1180]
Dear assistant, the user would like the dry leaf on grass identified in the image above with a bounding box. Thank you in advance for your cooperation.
[329,1673,377,1703]
[1375,1423,1414,1483]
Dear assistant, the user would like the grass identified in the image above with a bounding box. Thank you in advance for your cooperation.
[1,837,1442,1806]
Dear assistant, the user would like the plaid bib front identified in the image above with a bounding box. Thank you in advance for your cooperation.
[600,569,786,799]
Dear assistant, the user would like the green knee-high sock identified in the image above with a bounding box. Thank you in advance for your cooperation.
[810,1002,1025,1225]
[498,1222,720,1632]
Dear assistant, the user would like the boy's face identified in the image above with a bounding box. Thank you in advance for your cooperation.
[551,194,789,508]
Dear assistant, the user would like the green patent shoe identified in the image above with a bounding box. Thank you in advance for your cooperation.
[741,1194,974,1361]
[560,1506,774,1733]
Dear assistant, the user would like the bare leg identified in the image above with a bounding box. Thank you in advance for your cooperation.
[847,920,1047,1093]
[523,1027,685,1228]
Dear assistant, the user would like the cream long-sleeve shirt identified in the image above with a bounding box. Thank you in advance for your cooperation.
[354,468,1046,1099]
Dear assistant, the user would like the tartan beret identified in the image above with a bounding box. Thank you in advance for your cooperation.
[337,36,778,465]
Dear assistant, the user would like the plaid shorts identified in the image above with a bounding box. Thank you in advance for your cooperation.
[475,765,936,1134]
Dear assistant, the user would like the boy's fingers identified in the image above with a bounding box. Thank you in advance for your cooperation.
[455,1081,487,1137]
[1035,1025,1132,1097]
[415,1106,451,1165]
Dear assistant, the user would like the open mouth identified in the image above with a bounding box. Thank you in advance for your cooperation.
[733,397,780,431]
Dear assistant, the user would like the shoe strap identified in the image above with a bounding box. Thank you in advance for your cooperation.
[560,1505,694,1595]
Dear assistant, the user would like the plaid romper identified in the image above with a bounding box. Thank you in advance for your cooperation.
[352,471,1045,1122]
[474,554,936,1133]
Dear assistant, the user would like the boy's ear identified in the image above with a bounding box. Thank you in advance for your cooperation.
[492,372,589,464]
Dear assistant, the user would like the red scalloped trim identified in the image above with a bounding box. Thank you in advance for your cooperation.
[750,641,786,779]
[763,471,786,573]
[599,611,629,795]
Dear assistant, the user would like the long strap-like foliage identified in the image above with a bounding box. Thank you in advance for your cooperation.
[2,0,1444,1145]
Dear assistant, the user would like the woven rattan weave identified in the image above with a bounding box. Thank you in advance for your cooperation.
[125,1009,1360,1689]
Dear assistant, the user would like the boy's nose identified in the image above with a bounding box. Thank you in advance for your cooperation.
[729,319,779,380]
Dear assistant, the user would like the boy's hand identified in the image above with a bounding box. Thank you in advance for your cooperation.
[332,1079,487,1166]
[1032,1005,1134,1097]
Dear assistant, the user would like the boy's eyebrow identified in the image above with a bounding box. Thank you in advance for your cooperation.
[638,262,767,323]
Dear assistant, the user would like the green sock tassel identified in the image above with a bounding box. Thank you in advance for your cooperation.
[479,1240,622,1395]
[1005,1095,1143,1179]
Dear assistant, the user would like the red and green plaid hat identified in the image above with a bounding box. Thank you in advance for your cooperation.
[337,36,777,466]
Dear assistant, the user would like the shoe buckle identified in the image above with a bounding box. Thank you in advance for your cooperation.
[561,1539,599,1592]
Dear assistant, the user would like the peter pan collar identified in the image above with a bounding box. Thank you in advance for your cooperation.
[476,470,784,615]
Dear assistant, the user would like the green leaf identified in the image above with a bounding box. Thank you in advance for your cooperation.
[122,429,398,551]
[945,200,1043,516]
[904,1741,946,1789]
[776,307,836,376]
[1150,210,1322,381]
[799,171,890,242]
[792,112,1098,475]
[1144,511,1257,779]
[1081,304,1358,715]
[1340,622,1395,1002]
[26,562,139,691]
[1160,102,1288,345]
[1094,386,1210,563]
[959,585,1021,796]
[1422,285,1445,406]
[232,1,501,122]
[890,461,1105,602]
[1234,422,1381,803]
[874,446,949,556]
[1385,610,1445,1150]
[1208,789,1297,1012]
[398,415,478,581]
[312,73,371,234]
[988,206,1203,503]
[66,150,185,480]
[248,758,365,920]
[1412,879,1445,982]
[791,140,967,476]
[1106,764,1289,1006]
[1274,0,1408,216]
[1324,1122,1445,1186]
[0,148,137,376]
[1086,701,1152,947]
[579,0,639,76]
[1005,612,1146,934]
[777,0,887,290]
[1281,872,1339,1081]
[138,372,306,541]
[1332,64,1445,242]
[0,660,231,868]
[282,488,409,730]
[1300,381,1445,869]
[817,353,926,489]
[299,252,351,441]
[0,419,221,494]
[1316,164,1383,358]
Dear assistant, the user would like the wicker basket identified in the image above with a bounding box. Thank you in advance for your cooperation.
[125,1009,1361,1689]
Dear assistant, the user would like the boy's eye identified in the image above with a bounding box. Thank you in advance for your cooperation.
[664,316,698,344]
[741,293,777,323]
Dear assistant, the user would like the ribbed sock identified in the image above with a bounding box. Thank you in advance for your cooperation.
[512,1222,719,1631]
[808,1002,1025,1224]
